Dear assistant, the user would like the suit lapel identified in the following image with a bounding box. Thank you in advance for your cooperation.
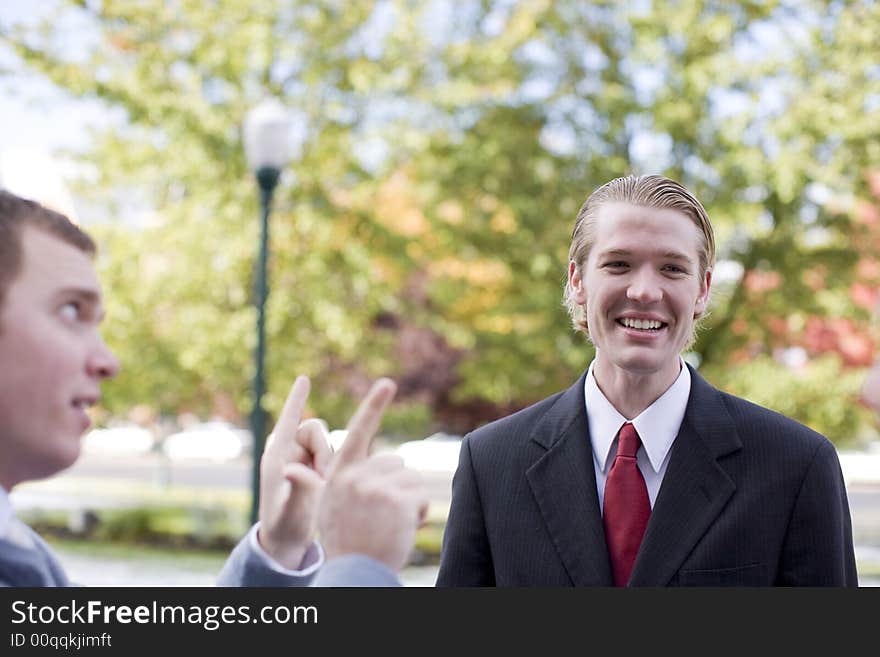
[526,372,613,586]
[629,366,741,586]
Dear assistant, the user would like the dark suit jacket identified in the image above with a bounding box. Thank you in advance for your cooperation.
[436,365,858,586]
[0,529,70,586]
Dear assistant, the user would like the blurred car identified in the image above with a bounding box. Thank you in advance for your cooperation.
[161,421,253,463]
[395,432,463,474]
[838,442,880,487]
[82,424,155,457]
[326,429,395,454]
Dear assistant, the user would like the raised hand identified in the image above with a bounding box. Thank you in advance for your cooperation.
[257,376,333,569]
[318,378,429,572]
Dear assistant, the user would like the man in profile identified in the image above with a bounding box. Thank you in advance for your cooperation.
[0,189,426,587]
[437,174,857,586]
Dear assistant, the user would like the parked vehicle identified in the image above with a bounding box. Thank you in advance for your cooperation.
[82,424,155,457]
[395,432,463,474]
[161,421,252,463]
[838,442,880,487]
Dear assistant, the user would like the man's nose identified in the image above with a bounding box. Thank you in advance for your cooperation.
[626,268,663,303]
[87,339,120,379]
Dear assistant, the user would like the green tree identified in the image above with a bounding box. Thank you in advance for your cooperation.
[2,0,879,444]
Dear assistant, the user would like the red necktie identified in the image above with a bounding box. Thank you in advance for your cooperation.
[602,422,651,586]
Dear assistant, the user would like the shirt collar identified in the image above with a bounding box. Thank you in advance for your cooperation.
[585,358,691,474]
[0,486,13,538]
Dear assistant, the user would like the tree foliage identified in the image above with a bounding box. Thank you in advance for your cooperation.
[2,0,879,443]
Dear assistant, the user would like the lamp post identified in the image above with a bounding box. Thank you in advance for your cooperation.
[243,98,290,525]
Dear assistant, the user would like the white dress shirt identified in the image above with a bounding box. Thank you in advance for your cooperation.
[585,358,691,511]
[0,486,13,539]
[246,523,324,576]
[0,486,36,549]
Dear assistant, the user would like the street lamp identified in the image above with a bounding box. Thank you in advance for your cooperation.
[243,98,290,524]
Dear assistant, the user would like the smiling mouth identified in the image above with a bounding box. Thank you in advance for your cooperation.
[617,318,667,331]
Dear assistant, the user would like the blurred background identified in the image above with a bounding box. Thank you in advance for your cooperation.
[1,0,879,586]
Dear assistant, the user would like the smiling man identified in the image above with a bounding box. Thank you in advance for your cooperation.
[436,174,857,587]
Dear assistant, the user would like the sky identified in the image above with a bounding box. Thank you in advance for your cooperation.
[0,1,105,150]
[0,0,111,219]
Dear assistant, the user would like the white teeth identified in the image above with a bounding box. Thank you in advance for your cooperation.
[621,318,662,330]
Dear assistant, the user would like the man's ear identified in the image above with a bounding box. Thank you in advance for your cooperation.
[568,261,586,305]
[694,268,712,317]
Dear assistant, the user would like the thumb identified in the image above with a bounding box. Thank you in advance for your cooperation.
[282,462,325,494]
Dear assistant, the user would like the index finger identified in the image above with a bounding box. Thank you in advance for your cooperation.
[331,377,397,471]
[264,375,311,455]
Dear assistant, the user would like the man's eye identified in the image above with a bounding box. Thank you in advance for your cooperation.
[663,265,686,274]
[59,302,80,321]
[604,261,628,269]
